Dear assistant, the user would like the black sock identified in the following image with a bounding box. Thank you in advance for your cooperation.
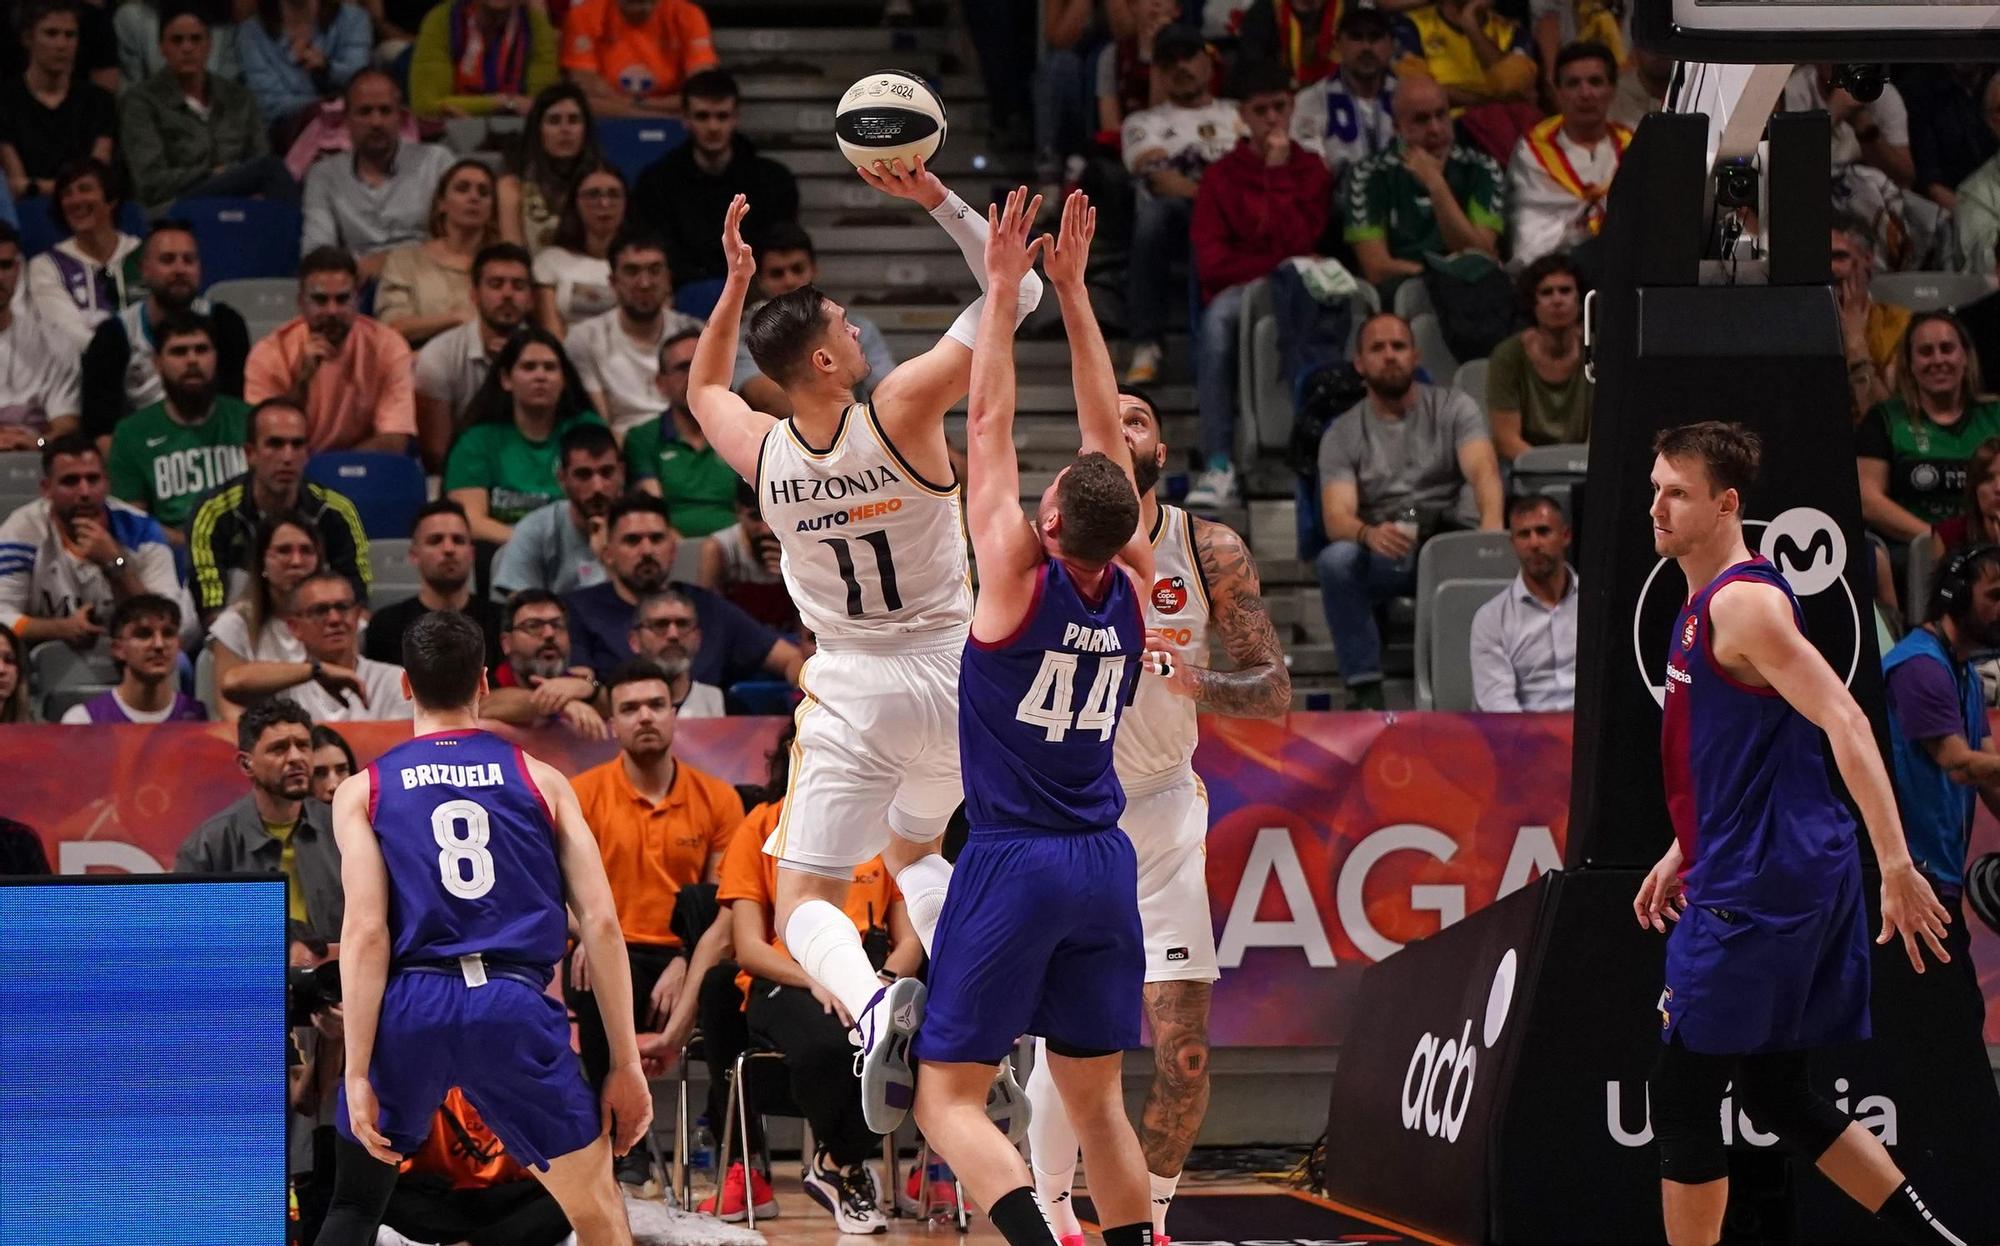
[1104,1224,1156,1246]
[989,1186,1061,1246]
[1877,1181,1968,1245]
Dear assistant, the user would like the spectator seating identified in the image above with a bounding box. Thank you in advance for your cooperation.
[1411,530,1514,709]
[1906,533,1937,628]
[675,278,727,319]
[0,451,40,517]
[1870,271,1994,313]
[1454,358,1490,419]
[1511,443,1589,516]
[597,118,688,183]
[168,198,304,285]
[28,640,118,721]
[303,452,427,540]
[365,537,421,610]
[1409,311,1459,385]
[1392,279,1434,322]
[1426,577,1510,711]
[1236,275,1381,461]
[194,645,218,716]
[727,680,794,715]
[207,277,297,343]
[16,196,148,258]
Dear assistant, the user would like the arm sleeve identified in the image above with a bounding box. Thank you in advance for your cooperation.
[1885,656,1967,741]
[372,249,418,324]
[80,320,131,441]
[621,420,658,481]
[442,427,492,492]
[406,8,455,117]
[172,825,215,873]
[1448,388,1492,446]
[559,1,599,71]
[320,490,372,596]
[1487,336,1526,412]
[1465,154,1507,234]
[133,523,180,596]
[676,2,718,74]
[1873,83,1910,148]
[26,259,90,353]
[188,497,231,612]
[43,345,81,421]
[716,596,779,682]
[326,7,372,89]
[106,425,148,507]
[1468,597,1521,711]
[373,334,418,436]
[1343,161,1387,243]
[487,514,540,596]
[0,511,33,631]
[1318,418,1357,484]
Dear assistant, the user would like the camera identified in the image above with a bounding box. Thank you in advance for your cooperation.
[1832,63,1886,104]
[287,960,342,1028]
[1715,159,1757,210]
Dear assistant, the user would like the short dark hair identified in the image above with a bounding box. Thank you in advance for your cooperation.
[1554,40,1618,85]
[636,586,697,618]
[343,65,402,105]
[608,228,669,270]
[1054,452,1140,566]
[658,326,702,367]
[472,241,532,283]
[606,492,672,537]
[605,656,674,699]
[1516,252,1581,316]
[1356,310,1412,348]
[1653,421,1762,498]
[16,0,78,38]
[410,497,469,537]
[1506,493,1567,526]
[1120,387,1162,432]
[145,217,197,253]
[1229,58,1292,101]
[108,592,181,636]
[735,477,759,510]
[1153,23,1206,66]
[152,308,215,352]
[298,246,358,283]
[248,396,309,441]
[502,588,566,631]
[402,610,486,709]
[1337,5,1392,39]
[755,221,816,263]
[682,67,738,104]
[746,285,833,385]
[157,1,209,32]
[40,431,99,475]
[559,420,620,467]
[53,157,120,211]
[237,697,313,753]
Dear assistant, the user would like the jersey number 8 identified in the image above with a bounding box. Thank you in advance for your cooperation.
[433,799,496,900]
[1015,652,1127,742]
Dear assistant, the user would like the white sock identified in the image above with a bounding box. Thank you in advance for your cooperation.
[1026,1038,1081,1236]
[786,899,882,1020]
[1149,1170,1180,1235]
[894,855,953,956]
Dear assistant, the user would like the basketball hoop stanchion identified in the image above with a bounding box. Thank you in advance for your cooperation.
[1318,7,2000,1238]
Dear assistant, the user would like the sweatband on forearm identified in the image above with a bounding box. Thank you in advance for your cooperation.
[929,192,989,288]
[944,270,1045,351]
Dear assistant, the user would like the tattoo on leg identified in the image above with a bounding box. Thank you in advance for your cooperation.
[1140,980,1212,1176]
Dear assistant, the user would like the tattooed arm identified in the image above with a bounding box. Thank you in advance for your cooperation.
[1151,518,1291,717]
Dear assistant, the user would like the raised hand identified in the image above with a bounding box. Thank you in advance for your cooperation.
[854,154,948,212]
[983,186,1047,292]
[1041,190,1096,293]
[720,195,756,290]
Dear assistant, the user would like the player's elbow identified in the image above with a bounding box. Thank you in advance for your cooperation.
[340,913,391,952]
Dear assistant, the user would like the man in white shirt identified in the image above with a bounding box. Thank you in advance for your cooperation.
[565,230,704,435]
[0,433,185,655]
[223,569,414,720]
[412,242,536,469]
[1506,41,1629,270]
[1782,64,1914,188]
[0,223,83,449]
[1290,7,1398,188]
[629,586,724,717]
[1119,24,1242,384]
[1469,494,1579,711]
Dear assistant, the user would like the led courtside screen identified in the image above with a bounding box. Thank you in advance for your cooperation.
[0,877,286,1244]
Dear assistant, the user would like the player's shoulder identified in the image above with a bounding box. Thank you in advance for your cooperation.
[1706,573,1796,634]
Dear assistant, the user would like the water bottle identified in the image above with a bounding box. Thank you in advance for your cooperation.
[1392,505,1421,543]
[690,1115,714,1174]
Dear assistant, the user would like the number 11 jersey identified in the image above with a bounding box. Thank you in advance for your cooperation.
[367,729,569,969]
[756,403,971,648]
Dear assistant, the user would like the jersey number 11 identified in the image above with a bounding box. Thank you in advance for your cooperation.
[820,532,903,618]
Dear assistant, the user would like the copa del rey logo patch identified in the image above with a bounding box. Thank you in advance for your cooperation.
[1153,577,1189,615]
[1682,615,1698,651]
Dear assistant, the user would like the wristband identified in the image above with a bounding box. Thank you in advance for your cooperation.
[1357,523,1371,545]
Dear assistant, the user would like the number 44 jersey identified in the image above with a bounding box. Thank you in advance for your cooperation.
[960,558,1145,833]
[756,403,971,645]
[367,730,570,969]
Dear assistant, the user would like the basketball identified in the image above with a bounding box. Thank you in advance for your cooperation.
[834,70,946,172]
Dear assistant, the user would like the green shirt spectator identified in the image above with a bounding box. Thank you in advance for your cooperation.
[1485,332,1590,452]
[109,394,251,529]
[407,0,561,120]
[119,53,274,211]
[445,410,605,526]
[1856,394,2000,531]
[1344,140,1506,265]
[623,415,737,537]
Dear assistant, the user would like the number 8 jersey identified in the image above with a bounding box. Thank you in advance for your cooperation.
[756,403,972,645]
[367,729,569,969]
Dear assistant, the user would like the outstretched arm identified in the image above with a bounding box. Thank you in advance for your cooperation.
[966,188,1048,637]
[1711,580,1951,973]
[1146,518,1292,717]
[688,195,779,482]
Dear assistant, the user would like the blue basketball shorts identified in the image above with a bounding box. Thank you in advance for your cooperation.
[335,970,601,1171]
[914,825,1145,1066]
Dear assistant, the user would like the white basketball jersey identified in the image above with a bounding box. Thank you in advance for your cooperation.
[1116,505,1212,787]
[757,402,971,647]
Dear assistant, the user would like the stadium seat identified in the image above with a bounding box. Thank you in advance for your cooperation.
[304,452,426,540]
[1392,279,1434,322]
[366,537,421,610]
[1870,271,1994,313]
[1237,275,1379,459]
[42,684,113,722]
[207,277,297,343]
[597,118,687,183]
[1424,577,1510,710]
[0,450,41,518]
[726,680,794,716]
[1409,311,1459,383]
[16,196,147,258]
[27,640,117,701]
[194,644,218,717]
[1511,443,1590,516]
[1906,533,1938,629]
[168,198,303,284]
[1412,530,1515,709]
[1453,358,1490,417]
[675,278,726,319]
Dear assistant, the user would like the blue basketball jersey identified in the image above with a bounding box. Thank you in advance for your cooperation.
[959,559,1145,832]
[367,730,569,970]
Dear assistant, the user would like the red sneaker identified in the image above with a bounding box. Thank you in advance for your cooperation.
[697,1162,780,1223]
[900,1164,960,1216]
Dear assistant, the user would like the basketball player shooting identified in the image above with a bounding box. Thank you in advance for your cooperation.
[1026,384,1293,1244]
[315,612,651,1246]
[686,160,1044,1135]
[903,186,1156,1246]
[1634,421,1968,1246]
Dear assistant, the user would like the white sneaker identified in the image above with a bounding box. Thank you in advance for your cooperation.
[986,1057,1031,1144]
[802,1151,890,1234]
[1184,463,1238,508]
[373,1228,430,1246]
[1124,341,1163,384]
[853,977,924,1134]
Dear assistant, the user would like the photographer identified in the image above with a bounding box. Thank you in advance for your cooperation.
[288,923,344,1244]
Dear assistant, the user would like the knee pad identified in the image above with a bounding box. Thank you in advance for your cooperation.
[1735,1054,1850,1161]
[1651,1041,1731,1185]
